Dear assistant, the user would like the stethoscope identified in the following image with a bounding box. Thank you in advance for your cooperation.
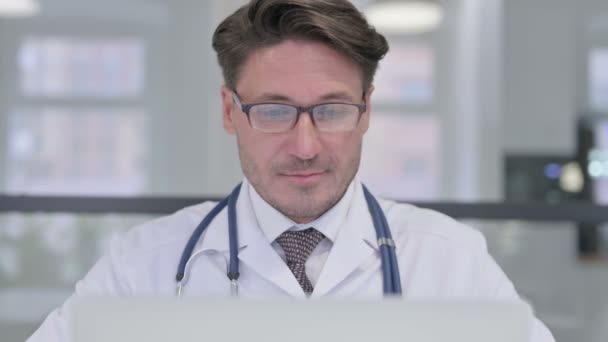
[175,183,402,297]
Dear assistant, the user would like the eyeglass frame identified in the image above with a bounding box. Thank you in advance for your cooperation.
[231,90,368,133]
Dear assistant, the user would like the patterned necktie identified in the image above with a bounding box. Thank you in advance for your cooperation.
[275,227,326,295]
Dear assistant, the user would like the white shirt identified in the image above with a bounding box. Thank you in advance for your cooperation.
[249,180,355,286]
[27,177,556,342]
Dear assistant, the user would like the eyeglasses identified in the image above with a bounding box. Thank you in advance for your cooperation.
[232,91,366,133]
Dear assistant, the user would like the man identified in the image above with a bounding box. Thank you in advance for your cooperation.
[28,0,555,341]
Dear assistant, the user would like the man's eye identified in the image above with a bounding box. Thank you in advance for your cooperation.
[316,105,350,119]
[253,105,293,120]
[265,109,290,118]
[318,109,337,117]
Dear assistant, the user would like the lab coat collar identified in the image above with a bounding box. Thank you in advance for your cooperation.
[194,179,371,253]
[311,179,379,297]
[193,179,306,297]
[190,178,381,298]
[236,179,308,297]
[192,179,270,253]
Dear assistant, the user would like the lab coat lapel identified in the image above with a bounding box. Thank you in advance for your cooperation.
[191,182,305,298]
[312,183,378,297]
[235,183,307,298]
[238,231,306,298]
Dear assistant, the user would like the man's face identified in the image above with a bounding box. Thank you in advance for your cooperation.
[221,39,373,223]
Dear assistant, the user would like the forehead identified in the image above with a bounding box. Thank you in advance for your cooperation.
[236,39,363,101]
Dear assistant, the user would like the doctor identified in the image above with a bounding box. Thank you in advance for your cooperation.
[29,0,555,341]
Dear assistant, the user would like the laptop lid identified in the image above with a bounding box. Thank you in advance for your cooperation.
[70,298,532,342]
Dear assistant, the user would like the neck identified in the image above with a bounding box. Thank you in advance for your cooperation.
[288,215,321,224]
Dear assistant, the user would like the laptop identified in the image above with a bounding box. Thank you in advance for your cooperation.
[70,298,532,342]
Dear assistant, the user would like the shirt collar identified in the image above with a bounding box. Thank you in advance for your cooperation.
[247,179,356,244]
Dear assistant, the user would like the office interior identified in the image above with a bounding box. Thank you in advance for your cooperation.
[0,0,607,341]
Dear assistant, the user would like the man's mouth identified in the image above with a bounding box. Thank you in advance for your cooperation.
[280,171,326,185]
[282,171,325,177]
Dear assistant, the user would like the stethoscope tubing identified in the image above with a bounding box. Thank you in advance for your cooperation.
[362,185,402,295]
[176,183,402,297]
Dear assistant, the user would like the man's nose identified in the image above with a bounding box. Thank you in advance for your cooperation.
[288,112,322,160]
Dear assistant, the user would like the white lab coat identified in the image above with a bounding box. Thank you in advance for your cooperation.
[27,180,555,341]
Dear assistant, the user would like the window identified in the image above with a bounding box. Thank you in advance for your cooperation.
[7,107,146,195]
[18,37,145,98]
[372,43,434,105]
[590,48,608,111]
[360,40,440,200]
[6,37,148,195]
[360,114,441,200]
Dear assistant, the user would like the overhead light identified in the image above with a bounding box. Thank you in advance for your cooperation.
[0,0,40,17]
[366,1,443,34]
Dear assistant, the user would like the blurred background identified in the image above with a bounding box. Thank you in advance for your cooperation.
[0,0,607,340]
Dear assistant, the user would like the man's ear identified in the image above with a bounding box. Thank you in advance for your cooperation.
[361,85,375,133]
[221,86,236,135]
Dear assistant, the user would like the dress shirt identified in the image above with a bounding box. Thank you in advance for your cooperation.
[248,180,355,286]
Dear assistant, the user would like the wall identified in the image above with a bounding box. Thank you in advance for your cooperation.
[502,0,579,155]
[438,0,503,201]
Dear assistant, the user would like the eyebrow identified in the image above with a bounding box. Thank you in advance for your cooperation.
[253,91,358,104]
